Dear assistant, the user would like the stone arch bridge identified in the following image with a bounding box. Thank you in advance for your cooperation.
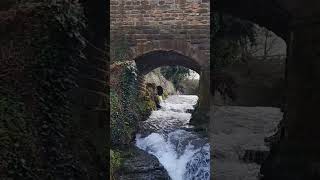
[110,0,210,123]
[215,0,320,179]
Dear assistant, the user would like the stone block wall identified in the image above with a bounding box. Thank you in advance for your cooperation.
[110,0,210,63]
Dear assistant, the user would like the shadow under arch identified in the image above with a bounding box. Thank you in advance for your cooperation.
[134,49,210,125]
[213,0,290,40]
[134,50,202,75]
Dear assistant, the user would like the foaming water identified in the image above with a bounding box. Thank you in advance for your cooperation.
[135,95,210,180]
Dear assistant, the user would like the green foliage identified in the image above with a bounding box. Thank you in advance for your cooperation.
[110,149,122,180]
[143,95,157,111]
[29,3,85,177]
[160,66,190,87]
[213,39,242,71]
[179,79,199,95]
[110,87,135,146]
[1,1,106,179]
[0,95,36,179]
[214,13,256,45]
[1,2,86,178]
[212,13,256,72]
[110,62,157,147]
[0,96,27,134]
[110,63,148,146]
[163,91,169,99]
[212,13,257,100]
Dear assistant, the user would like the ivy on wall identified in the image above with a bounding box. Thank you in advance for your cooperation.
[110,62,157,179]
[110,62,150,146]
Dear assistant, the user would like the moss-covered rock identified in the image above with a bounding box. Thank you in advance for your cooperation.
[110,149,123,180]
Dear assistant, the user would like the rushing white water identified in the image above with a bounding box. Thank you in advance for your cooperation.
[136,95,210,180]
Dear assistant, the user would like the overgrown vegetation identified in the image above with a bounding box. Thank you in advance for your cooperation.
[110,61,156,179]
[110,149,122,179]
[0,95,36,179]
[212,13,257,100]
[111,63,149,146]
[160,66,191,87]
[0,1,107,179]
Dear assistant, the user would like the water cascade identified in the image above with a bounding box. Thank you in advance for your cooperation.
[136,95,210,180]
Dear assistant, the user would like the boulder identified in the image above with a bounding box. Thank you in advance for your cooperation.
[118,147,171,180]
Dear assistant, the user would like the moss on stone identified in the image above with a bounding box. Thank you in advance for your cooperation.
[110,149,123,180]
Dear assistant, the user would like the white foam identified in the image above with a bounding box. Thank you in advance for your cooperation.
[135,95,209,180]
[136,132,201,180]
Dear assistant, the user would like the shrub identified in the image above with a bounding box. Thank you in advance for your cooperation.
[110,149,122,180]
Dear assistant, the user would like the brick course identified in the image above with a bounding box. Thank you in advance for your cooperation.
[110,0,210,70]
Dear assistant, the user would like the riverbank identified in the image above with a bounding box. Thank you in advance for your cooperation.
[110,62,173,179]
[110,62,207,179]
[210,105,282,179]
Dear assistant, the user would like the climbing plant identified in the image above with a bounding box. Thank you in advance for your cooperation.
[110,62,151,146]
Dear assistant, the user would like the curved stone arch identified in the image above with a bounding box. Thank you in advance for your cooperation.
[132,40,205,95]
[134,50,201,75]
[130,39,210,125]
[130,39,208,74]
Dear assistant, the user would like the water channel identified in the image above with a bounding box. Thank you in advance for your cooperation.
[135,95,210,180]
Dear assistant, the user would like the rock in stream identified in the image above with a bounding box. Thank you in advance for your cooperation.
[118,147,171,180]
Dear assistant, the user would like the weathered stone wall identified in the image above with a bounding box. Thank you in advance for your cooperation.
[110,0,210,68]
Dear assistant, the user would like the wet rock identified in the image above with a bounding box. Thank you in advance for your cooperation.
[242,149,269,165]
[119,147,171,180]
[186,109,194,113]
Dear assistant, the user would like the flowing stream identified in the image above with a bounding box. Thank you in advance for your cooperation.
[135,95,210,180]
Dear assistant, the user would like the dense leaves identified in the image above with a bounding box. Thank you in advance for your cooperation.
[160,66,191,88]
[110,62,156,179]
[110,62,152,146]
[0,1,88,179]
[212,13,256,100]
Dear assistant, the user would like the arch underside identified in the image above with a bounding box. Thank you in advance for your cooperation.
[214,0,291,39]
[134,50,201,75]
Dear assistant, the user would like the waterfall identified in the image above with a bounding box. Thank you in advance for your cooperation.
[135,95,210,180]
